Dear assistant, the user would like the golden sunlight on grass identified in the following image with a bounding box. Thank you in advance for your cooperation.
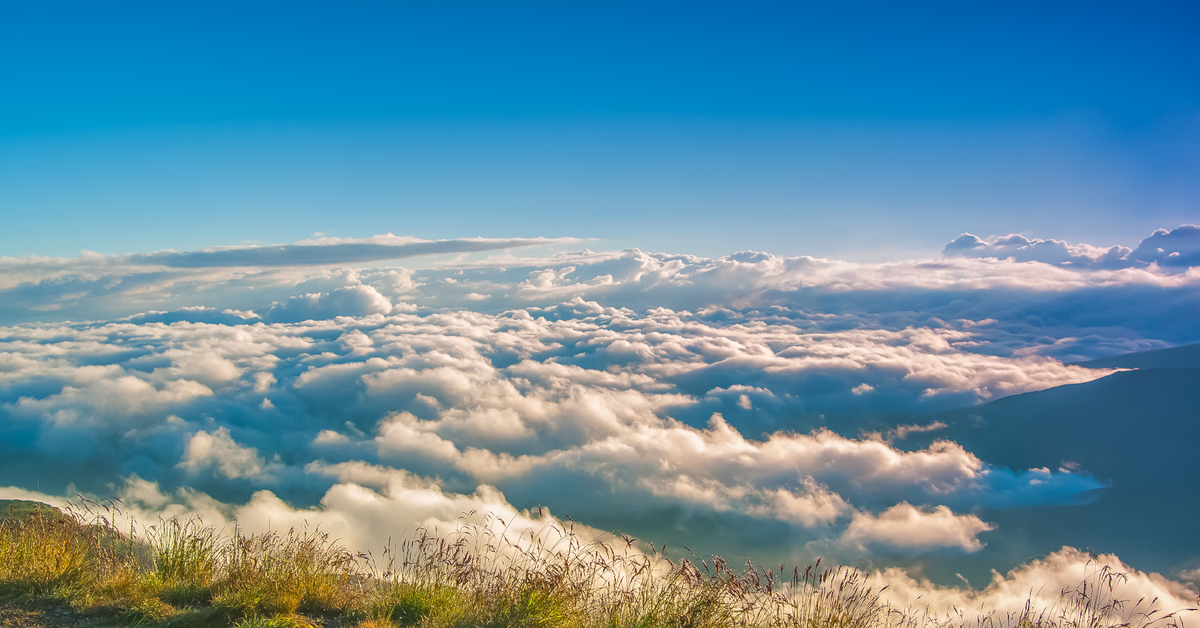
[0,500,1191,628]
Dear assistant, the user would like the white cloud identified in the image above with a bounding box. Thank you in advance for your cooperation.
[943,233,1131,267]
[1128,225,1200,267]
[942,225,1200,270]
[841,502,994,553]
[253,371,277,392]
[884,420,948,441]
[262,285,393,323]
[1178,568,1200,586]
[6,375,213,425]
[179,427,273,480]
[872,547,1199,624]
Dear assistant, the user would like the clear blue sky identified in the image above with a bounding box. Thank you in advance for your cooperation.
[2,0,1198,260]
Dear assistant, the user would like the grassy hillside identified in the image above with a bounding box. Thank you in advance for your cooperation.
[1,502,1192,628]
[0,500,70,524]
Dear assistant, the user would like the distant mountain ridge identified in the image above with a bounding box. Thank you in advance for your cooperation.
[912,368,1200,486]
[1073,342,1200,370]
[896,345,1200,582]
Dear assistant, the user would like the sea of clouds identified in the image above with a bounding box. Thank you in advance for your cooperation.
[2,226,1199,617]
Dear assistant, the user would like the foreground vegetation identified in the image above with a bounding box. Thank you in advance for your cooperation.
[0,500,1191,628]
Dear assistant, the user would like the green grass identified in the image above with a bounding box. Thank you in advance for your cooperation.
[0,499,72,524]
[0,502,1191,628]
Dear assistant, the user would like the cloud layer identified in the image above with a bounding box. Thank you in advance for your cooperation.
[0,298,1111,567]
[2,226,1199,598]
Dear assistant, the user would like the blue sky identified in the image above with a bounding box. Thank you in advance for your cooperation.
[2,0,1198,259]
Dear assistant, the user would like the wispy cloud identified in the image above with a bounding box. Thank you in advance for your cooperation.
[126,235,583,268]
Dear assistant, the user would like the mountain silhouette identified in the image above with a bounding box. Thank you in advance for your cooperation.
[899,360,1200,582]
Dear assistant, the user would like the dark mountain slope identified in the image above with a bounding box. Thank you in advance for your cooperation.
[901,367,1200,581]
[1075,342,1200,370]
[908,368,1200,487]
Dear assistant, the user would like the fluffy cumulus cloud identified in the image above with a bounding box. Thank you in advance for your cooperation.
[261,285,393,323]
[841,503,994,554]
[180,427,276,480]
[1,226,1199,598]
[943,224,1200,269]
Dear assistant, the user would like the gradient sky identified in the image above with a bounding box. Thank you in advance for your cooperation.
[2,0,1198,260]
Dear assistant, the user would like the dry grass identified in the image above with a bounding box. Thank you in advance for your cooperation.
[0,501,1193,628]
[972,565,1194,628]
